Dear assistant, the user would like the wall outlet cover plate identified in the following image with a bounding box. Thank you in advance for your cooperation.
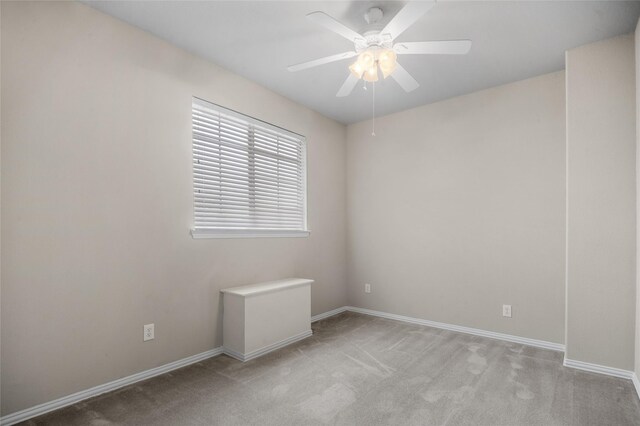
[144,324,155,341]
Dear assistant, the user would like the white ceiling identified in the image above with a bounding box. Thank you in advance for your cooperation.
[84,1,640,124]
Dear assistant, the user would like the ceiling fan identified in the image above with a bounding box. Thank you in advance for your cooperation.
[287,1,472,97]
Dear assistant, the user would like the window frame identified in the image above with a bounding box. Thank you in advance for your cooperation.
[190,97,309,239]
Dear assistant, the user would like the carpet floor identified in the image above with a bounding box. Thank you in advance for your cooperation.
[22,312,640,425]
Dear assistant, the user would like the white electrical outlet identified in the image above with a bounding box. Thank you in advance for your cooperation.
[144,323,155,341]
[502,305,512,318]
[364,283,371,293]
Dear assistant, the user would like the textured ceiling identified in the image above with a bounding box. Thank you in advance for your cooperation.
[85,1,640,124]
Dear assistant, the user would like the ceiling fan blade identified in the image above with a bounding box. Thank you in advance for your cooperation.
[391,63,419,93]
[336,74,359,97]
[287,51,357,72]
[395,40,472,55]
[381,1,436,41]
[307,11,364,43]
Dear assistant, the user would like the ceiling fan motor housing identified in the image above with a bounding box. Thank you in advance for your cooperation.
[356,31,393,52]
[356,7,390,51]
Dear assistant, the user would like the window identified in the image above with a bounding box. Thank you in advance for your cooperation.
[191,97,308,238]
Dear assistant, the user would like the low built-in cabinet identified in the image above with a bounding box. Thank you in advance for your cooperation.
[221,278,313,361]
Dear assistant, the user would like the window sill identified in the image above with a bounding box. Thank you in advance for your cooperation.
[191,229,310,239]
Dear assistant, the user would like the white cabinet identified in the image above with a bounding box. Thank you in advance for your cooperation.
[221,278,313,361]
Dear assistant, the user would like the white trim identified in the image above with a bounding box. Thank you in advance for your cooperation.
[191,229,310,239]
[308,305,565,352]
[221,346,248,361]
[13,307,640,426]
[223,329,312,362]
[562,358,635,379]
[0,347,224,426]
[301,129,308,233]
[564,51,570,354]
[632,373,640,400]
[311,306,348,322]
[345,306,566,352]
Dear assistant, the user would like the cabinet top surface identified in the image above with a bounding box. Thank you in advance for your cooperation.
[221,278,313,297]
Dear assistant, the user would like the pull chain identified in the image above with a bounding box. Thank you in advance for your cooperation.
[372,80,376,137]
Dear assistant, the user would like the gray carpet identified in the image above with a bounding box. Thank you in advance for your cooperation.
[23,312,640,425]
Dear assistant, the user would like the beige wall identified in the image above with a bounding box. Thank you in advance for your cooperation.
[0,1,347,415]
[566,34,636,370]
[2,0,639,419]
[346,72,566,344]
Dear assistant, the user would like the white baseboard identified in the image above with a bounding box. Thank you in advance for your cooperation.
[311,306,347,322]
[563,358,635,380]
[345,306,566,352]
[6,306,635,425]
[0,347,224,426]
[632,373,640,400]
[223,329,313,362]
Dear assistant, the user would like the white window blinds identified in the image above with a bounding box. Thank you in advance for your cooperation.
[191,98,308,238]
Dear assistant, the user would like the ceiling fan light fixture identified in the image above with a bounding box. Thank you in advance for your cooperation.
[362,65,379,82]
[358,50,375,68]
[349,60,365,78]
[378,49,397,78]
